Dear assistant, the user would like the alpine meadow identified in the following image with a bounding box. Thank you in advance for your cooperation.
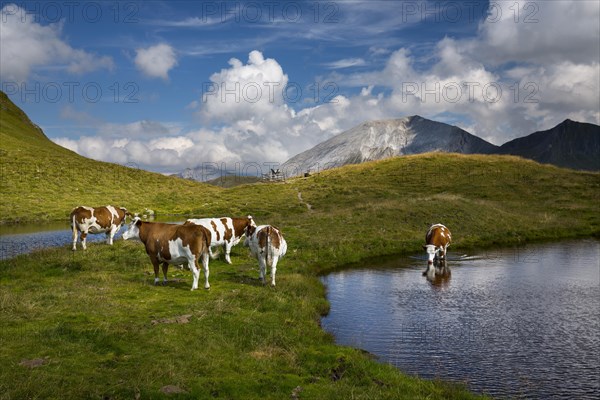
[2,1,600,399]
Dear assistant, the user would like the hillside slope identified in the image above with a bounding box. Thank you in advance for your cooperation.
[0,92,220,222]
[281,116,498,175]
[493,119,600,171]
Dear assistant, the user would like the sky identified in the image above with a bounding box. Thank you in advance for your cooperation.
[1,0,599,176]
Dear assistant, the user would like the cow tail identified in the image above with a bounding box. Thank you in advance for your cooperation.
[71,214,77,235]
[265,226,271,267]
[201,228,211,261]
[70,213,78,246]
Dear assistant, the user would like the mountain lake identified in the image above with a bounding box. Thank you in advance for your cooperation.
[321,240,600,399]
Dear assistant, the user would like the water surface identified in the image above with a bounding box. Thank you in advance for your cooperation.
[0,216,180,259]
[321,240,600,399]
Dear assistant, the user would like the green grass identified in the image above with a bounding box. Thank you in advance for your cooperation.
[0,242,484,400]
[205,175,263,188]
[2,91,600,398]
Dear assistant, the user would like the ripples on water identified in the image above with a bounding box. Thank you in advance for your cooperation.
[321,241,600,399]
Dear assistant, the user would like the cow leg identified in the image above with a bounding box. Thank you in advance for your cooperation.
[151,256,161,285]
[202,252,210,289]
[71,227,78,251]
[270,256,279,287]
[435,247,443,262]
[224,243,233,264]
[423,263,435,277]
[189,256,200,291]
[107,225,118,245]
[258,253,267,284]
[161,262,169,285]
[81,232,88,251]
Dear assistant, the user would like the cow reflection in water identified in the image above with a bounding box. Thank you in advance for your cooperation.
[422,223,452,287]
[423,259,451,288]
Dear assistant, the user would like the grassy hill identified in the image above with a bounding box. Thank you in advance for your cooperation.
[0,91,221,222]
[1,92,599,399]
[204,174,263,188]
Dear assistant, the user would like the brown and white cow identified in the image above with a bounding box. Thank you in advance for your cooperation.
[122,217,212,290]
[423,223,452,266]
[70,205,130,251]
[184,216,256,264]
[244,225,287,286]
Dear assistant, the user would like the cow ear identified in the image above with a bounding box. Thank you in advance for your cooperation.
[422,245,427,250]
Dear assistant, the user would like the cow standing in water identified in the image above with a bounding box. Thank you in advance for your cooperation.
[70,205,130,250]
[423,224,451,275]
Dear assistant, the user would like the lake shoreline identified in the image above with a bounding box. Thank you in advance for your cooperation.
[310,229,600,276]
[2,217,599,264]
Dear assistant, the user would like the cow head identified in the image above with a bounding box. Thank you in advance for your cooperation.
[123,217,142,240]
[422,244,438,264]
[119,207,133,223]
[247,215,256,229]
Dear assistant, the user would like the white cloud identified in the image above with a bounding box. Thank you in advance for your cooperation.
[134,43,178,80]
[53,136,130,164]
[473,0,600,65]
[324,58,367,69]
[149,137,194,154]
[53,137,79,153]
[98,120,181,138]
[200,50,289,122]
[148,16,224,28]
[0,4,114,82]
[368,47,391,56]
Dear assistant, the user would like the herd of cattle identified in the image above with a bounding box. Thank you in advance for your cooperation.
[69,205,450,289]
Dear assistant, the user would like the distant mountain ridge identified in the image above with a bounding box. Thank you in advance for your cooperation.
[492,119,600,171]
[280,116,498,175]
[277,116,600,176]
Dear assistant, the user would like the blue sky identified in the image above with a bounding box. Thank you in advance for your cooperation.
[1,1,599,174]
